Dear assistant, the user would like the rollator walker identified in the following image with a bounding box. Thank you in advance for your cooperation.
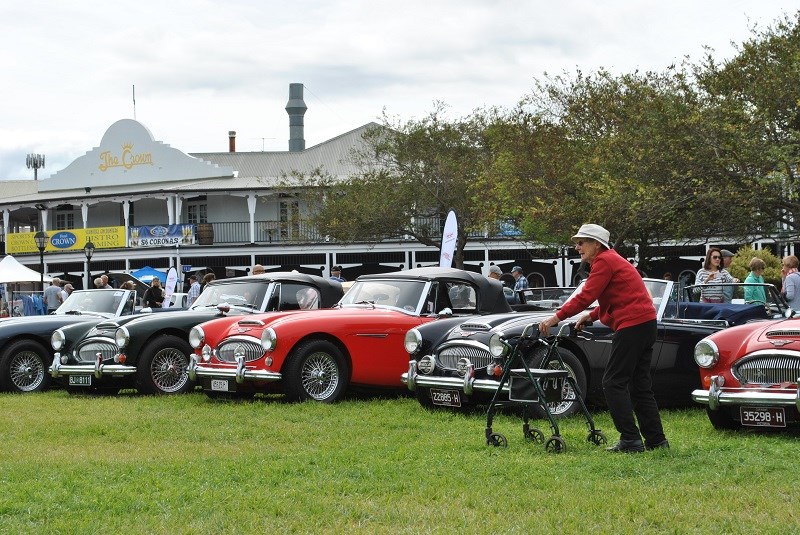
[485,321,607,453]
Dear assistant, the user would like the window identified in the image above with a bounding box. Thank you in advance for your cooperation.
[279,196,299,240]
[55,212,74,230]
[187,202,207,225]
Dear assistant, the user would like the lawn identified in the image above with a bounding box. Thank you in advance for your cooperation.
[1,390,798,534]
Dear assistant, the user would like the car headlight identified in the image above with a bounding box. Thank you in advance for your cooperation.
[694,339,719,368]
[404,328,422,355]
[51,329,66,351]
[261,328,277,351]
[189,326,205,349]
[488,332,509,358]
[115,327,130,349]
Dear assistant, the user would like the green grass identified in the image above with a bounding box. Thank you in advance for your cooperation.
[1,391,799,534]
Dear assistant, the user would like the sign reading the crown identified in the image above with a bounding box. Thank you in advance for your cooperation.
[99,142,153,172]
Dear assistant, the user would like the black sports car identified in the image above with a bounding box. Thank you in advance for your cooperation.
[402,279,789,416]
[0,288,139,392]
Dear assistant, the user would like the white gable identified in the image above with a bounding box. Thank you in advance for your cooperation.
[39,119,234,192]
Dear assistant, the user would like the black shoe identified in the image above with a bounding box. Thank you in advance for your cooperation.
[606,439,645,453]
[645,439,670,451]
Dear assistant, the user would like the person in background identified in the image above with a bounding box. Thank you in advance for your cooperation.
[252,264,266,275]
[44,278,63,313]
[94,277,103,288]
[662,272,672,281]
[781,255,800,310]
[719,249,737,302]
[62,283,73,301]
[187,275,201,306]
[201,272,216,292]
[330,265,346,283]
[538,223,668,453]
[143,277,164,308]
[487,265,503,281]
[511,266,528,291]
[695,248,736,303]
[100,274,112,289]
[743,257,767,304]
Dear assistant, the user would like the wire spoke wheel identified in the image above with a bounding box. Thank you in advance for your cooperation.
[10,350,45,392]
[300,351,340,400]
[150,348,190,393]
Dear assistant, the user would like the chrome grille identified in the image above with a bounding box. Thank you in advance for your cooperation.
[437,345,492,370]
[766,329,800,338]
[459,323,490,332]
[76,341,118,362]
[733,353,800,385]
[217,339,264,363]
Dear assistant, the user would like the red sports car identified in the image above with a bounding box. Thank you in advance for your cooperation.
[692,313,800,429]
[187,267,511,402]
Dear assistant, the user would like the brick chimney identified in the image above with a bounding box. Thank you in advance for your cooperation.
[228,131,236,152]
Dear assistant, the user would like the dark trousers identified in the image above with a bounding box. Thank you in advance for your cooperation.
[602,319,666,444]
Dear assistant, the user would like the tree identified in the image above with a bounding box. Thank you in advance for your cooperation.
[290,104,507,268]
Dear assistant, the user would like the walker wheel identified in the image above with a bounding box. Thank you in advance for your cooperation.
[545,436,566,453]
[524,427,545,444]
[487,432,508,448]
[587,430,607,446]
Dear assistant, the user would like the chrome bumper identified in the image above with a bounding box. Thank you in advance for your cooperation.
[692,378,800,412]
[402,360,508,395]
[188,355,282,384]
[50,353,137,378]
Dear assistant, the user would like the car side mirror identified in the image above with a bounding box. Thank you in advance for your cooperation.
[437,307,453,318]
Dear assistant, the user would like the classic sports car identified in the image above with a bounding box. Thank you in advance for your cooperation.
[50,272,342,395]
[188,267,513,402]
[691,312,800,430]
[402,280,789,416]
[0,288,139,393]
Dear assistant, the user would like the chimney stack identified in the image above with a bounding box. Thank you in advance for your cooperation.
[285,83,307,152]
[228,131,236,152]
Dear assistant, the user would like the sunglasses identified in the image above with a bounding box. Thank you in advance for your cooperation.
[711,255,720,260]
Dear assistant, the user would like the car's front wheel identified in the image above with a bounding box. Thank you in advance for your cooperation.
[136,335,193,395]
[706,407,741,430]
[283,340,349,402]
[529,347,587,419]
[0,340,52,393]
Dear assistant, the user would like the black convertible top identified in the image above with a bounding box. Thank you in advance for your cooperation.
[357,267,511,314]
[210,271,344,308]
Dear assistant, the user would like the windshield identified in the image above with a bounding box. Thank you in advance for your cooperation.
[56,289,133,316]
[190,281,270,311]
[340,279,428,312]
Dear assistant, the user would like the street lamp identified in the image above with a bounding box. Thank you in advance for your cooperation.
[34,231,49,289]
[84,241,95,289]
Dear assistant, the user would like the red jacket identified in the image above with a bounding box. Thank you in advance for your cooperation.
[556,248,655,331]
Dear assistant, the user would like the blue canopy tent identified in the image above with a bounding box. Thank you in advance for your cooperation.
[130,266,168,284]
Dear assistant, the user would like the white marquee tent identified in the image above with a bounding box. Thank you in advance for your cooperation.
[0,255,52,284]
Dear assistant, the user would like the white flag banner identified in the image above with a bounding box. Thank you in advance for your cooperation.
[163,267,178,308]
[439,211,458,268]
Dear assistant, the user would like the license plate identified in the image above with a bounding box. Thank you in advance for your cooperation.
[68,375,92,386]
[430,388,461,407]
[740,406,786,428]
[210,379,231,392]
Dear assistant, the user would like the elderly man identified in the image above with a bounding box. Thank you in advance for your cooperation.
[330,265,346,283]
[252,264,266,275]
[487,265,503,280]
[511,266,528,291]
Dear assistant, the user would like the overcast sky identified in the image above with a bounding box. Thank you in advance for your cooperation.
[0,1,794,181]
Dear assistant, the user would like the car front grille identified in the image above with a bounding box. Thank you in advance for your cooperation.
[216,339,264,363]
[76,340,118,362]
[437,344,492,370]
[733,352,800,385]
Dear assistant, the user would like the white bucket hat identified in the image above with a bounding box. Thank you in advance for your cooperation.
[571,224,611,249]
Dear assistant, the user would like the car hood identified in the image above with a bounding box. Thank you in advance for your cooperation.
[442,312,550,342]
[0,315,101,334]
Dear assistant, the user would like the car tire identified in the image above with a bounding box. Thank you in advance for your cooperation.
[706,407,741,430]
[0,340,52,393]
[136,335,193,395]
[528,347,587,419]
[283,339,349,402]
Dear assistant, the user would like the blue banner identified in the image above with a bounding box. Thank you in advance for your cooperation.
[129,224,195,247]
